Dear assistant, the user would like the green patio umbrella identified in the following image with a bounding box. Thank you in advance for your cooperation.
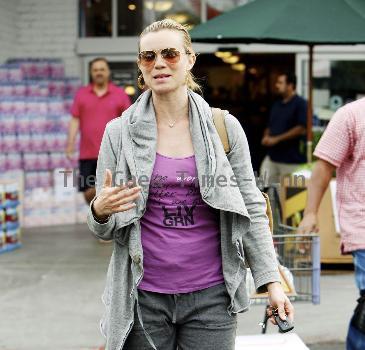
[190,0,365,162]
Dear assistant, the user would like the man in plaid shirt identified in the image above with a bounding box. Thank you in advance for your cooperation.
[299,97,365,349]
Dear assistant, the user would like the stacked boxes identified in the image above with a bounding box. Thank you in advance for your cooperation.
[0,181,21,254]
[0,59,80,172]
[23,168,89,227]
[0,58,87,228]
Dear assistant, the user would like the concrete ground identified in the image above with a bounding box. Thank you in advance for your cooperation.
[309,344,345,350]
[0,224,355,350]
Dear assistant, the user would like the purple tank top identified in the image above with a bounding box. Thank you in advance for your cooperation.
[138,152,224,294]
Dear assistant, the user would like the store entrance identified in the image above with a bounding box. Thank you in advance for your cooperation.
[194,53,295,171]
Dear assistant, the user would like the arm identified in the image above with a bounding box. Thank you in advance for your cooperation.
[225,114,280,291]
[86,121,141,241]
[299,105,352,234]
[263,97,307,147]
[276,125,306,143]
[263,125,306,147]
[65,117,79,159]
[226,113,294,322]
[67,91,82,159]
[305,159,334,215]
[261,127,270,145]
[298,159,335,234]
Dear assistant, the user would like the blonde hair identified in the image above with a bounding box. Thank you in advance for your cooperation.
[138,19,201,93]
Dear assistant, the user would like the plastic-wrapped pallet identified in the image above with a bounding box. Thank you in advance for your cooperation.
[76,192,89,224]
[0,58,81,229]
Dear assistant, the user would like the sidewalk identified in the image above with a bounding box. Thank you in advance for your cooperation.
[309,344,345,350]
[0,224,355,349]
[237,271,356,344]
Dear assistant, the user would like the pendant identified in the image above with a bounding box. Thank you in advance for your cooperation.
[168,122,175,128]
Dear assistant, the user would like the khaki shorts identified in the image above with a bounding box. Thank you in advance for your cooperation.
[260,156,302,187]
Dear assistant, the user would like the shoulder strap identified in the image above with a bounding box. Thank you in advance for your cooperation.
[261,192,274,234]
[211,107,274,234]
[211,107,230,154]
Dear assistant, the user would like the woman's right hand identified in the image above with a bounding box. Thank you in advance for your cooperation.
[92,169,142,222]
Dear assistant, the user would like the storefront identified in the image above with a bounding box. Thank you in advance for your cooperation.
[1,0,365,260]
[77,0,253,101]
[76,0,365,264]
[74,2,364,97]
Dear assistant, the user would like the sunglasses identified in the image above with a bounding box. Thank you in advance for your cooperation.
[138,47,192,67]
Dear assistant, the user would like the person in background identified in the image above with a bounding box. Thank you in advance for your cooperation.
[298,98,365,350]
[65,57,131,204]
[260,72,307,186]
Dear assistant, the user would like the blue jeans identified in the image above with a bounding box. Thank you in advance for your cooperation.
[347,250,365,350]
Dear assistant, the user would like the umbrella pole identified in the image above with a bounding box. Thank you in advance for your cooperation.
[306,45,314,163]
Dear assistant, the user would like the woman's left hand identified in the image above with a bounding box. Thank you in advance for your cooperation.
[266,282,294,325]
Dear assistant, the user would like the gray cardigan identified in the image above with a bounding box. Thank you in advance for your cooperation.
[87,90,280,350]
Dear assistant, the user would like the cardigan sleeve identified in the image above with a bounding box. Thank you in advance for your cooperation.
[86,122,118,241]
[225,113,281,292]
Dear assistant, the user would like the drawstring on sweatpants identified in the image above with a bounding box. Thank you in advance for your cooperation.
[172,294,178,324]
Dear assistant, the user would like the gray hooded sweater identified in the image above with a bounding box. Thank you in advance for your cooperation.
[87,89,280,350]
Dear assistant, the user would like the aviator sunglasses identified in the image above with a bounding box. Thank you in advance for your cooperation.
[138,47,192,67]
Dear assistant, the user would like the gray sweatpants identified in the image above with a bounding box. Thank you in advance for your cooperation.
[124,282,237,350]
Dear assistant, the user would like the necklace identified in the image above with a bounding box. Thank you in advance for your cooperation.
[168,119,177,128]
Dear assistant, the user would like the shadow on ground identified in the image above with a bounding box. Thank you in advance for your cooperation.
[309,342,345,350]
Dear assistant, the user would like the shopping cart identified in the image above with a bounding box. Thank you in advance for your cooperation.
[240,183,321,334]
[247,223,321,333]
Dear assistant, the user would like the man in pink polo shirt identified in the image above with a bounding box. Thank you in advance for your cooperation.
[299,98,365,349]
[66,57,131,204]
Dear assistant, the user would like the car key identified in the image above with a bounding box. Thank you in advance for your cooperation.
[273,308,294,333]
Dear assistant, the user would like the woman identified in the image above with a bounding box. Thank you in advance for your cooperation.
[88,19,294,350]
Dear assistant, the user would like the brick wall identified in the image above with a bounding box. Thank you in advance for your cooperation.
[0,0,81,77]
[0,0,19,63]
[16,0,81,76]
